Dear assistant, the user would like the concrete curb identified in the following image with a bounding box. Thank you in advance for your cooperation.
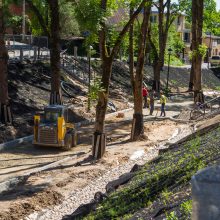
[0,135,33,151]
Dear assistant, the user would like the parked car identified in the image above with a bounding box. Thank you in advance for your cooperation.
[210,55,220,67]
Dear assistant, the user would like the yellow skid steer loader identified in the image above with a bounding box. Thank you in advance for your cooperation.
[33,105,77,150]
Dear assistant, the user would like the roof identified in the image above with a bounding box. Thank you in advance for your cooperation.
[45,105,66,110]
[204,34,220,40]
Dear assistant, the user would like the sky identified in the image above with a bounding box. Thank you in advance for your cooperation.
[172,0,220,11]
[217,0,220,11]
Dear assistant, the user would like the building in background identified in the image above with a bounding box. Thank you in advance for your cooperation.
[150,7,220,60]
[6,3,30,35]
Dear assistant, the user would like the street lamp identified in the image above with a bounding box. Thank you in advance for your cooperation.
[88,45,93,112]
[208,31,212,69]
[166,48,172,89]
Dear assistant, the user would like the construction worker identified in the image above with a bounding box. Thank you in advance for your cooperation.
[160,91,167,117]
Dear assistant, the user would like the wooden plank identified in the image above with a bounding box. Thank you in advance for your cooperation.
[101,134,105,157]
[4,105,7,123]
[92,134,95,156]
[7,106,12,124]
[0,103,2,121]
[94,135,100,159]
[131,118,136,140]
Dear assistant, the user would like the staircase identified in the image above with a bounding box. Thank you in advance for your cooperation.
[60,51,97,85]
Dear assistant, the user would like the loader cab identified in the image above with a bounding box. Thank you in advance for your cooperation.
[44,105,66,124]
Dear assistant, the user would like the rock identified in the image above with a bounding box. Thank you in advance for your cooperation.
[106,172,134,193]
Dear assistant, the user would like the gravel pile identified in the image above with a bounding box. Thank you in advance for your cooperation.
[26,126,193,220]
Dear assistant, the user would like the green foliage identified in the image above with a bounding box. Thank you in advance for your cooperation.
[169,55,184,66]
[167,25,185,56]
[150,24,184,66]
[161,189,173,205]
[198,44,208,58]
[180,0,220,36]
[164,87,171,96]
[74,0,104,35]
[59,0,80,38]
[27,0,47,36]
[189,44,208,60]
[180,200,192,219]
[170,79,177,85]
[74,0,144,52]
[89,77,105,102]
[166,211,178,220]
[215,86,220,91]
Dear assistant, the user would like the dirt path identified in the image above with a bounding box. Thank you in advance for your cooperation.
[0,95,195,220]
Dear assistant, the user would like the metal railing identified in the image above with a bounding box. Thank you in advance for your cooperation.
[60,51,96,84]
[190,96,220,120]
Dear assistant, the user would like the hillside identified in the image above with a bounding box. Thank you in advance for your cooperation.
[1,60,220,144]
[78,118,220,220]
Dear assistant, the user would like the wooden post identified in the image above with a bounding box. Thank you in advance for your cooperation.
[92,132,106,159]
[34,46,37,62]
[131,118,136,140]
[0,103,13,125]
[20,48,23,63]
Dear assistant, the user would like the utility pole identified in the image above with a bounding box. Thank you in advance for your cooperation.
[166,48,172,89]
[207,32,212,69]
[87,45,93,112]
[22,0,25,41]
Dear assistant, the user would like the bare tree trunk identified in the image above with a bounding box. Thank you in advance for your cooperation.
[48,0,62,105]
[129,7,135,96]
[0,1,12,125]
[26,0,50,37]
[93,0,149,159]
[148,28,160,91]
[93,57,113,159]
[191,0,204,103]
[151,0,172,92]
[131,5,151,141]
[153,61,162,91]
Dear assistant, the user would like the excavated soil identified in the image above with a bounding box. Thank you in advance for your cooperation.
[0,189,63,220]
[0,116,187,220]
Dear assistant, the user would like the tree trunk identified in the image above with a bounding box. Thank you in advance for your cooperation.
[153,61,162,92]
[188,61,194,91]
[93,57,112,159]
[131,5,151,141]
[191,0,204,103]
[93,0,150,159]
[129,7,135,96]
[0,1,12,125]
[151,0,171,92]
[48,0,62,105]
[26,0,50,37]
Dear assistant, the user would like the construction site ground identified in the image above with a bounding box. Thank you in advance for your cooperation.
[1,60,220,220]
[0,93,214,220]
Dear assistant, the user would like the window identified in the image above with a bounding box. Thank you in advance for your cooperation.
[177,16,181,25]
[150,15,157,23]
[211,56,220,60]
[44,111,61,123]
[184,32,190,43]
